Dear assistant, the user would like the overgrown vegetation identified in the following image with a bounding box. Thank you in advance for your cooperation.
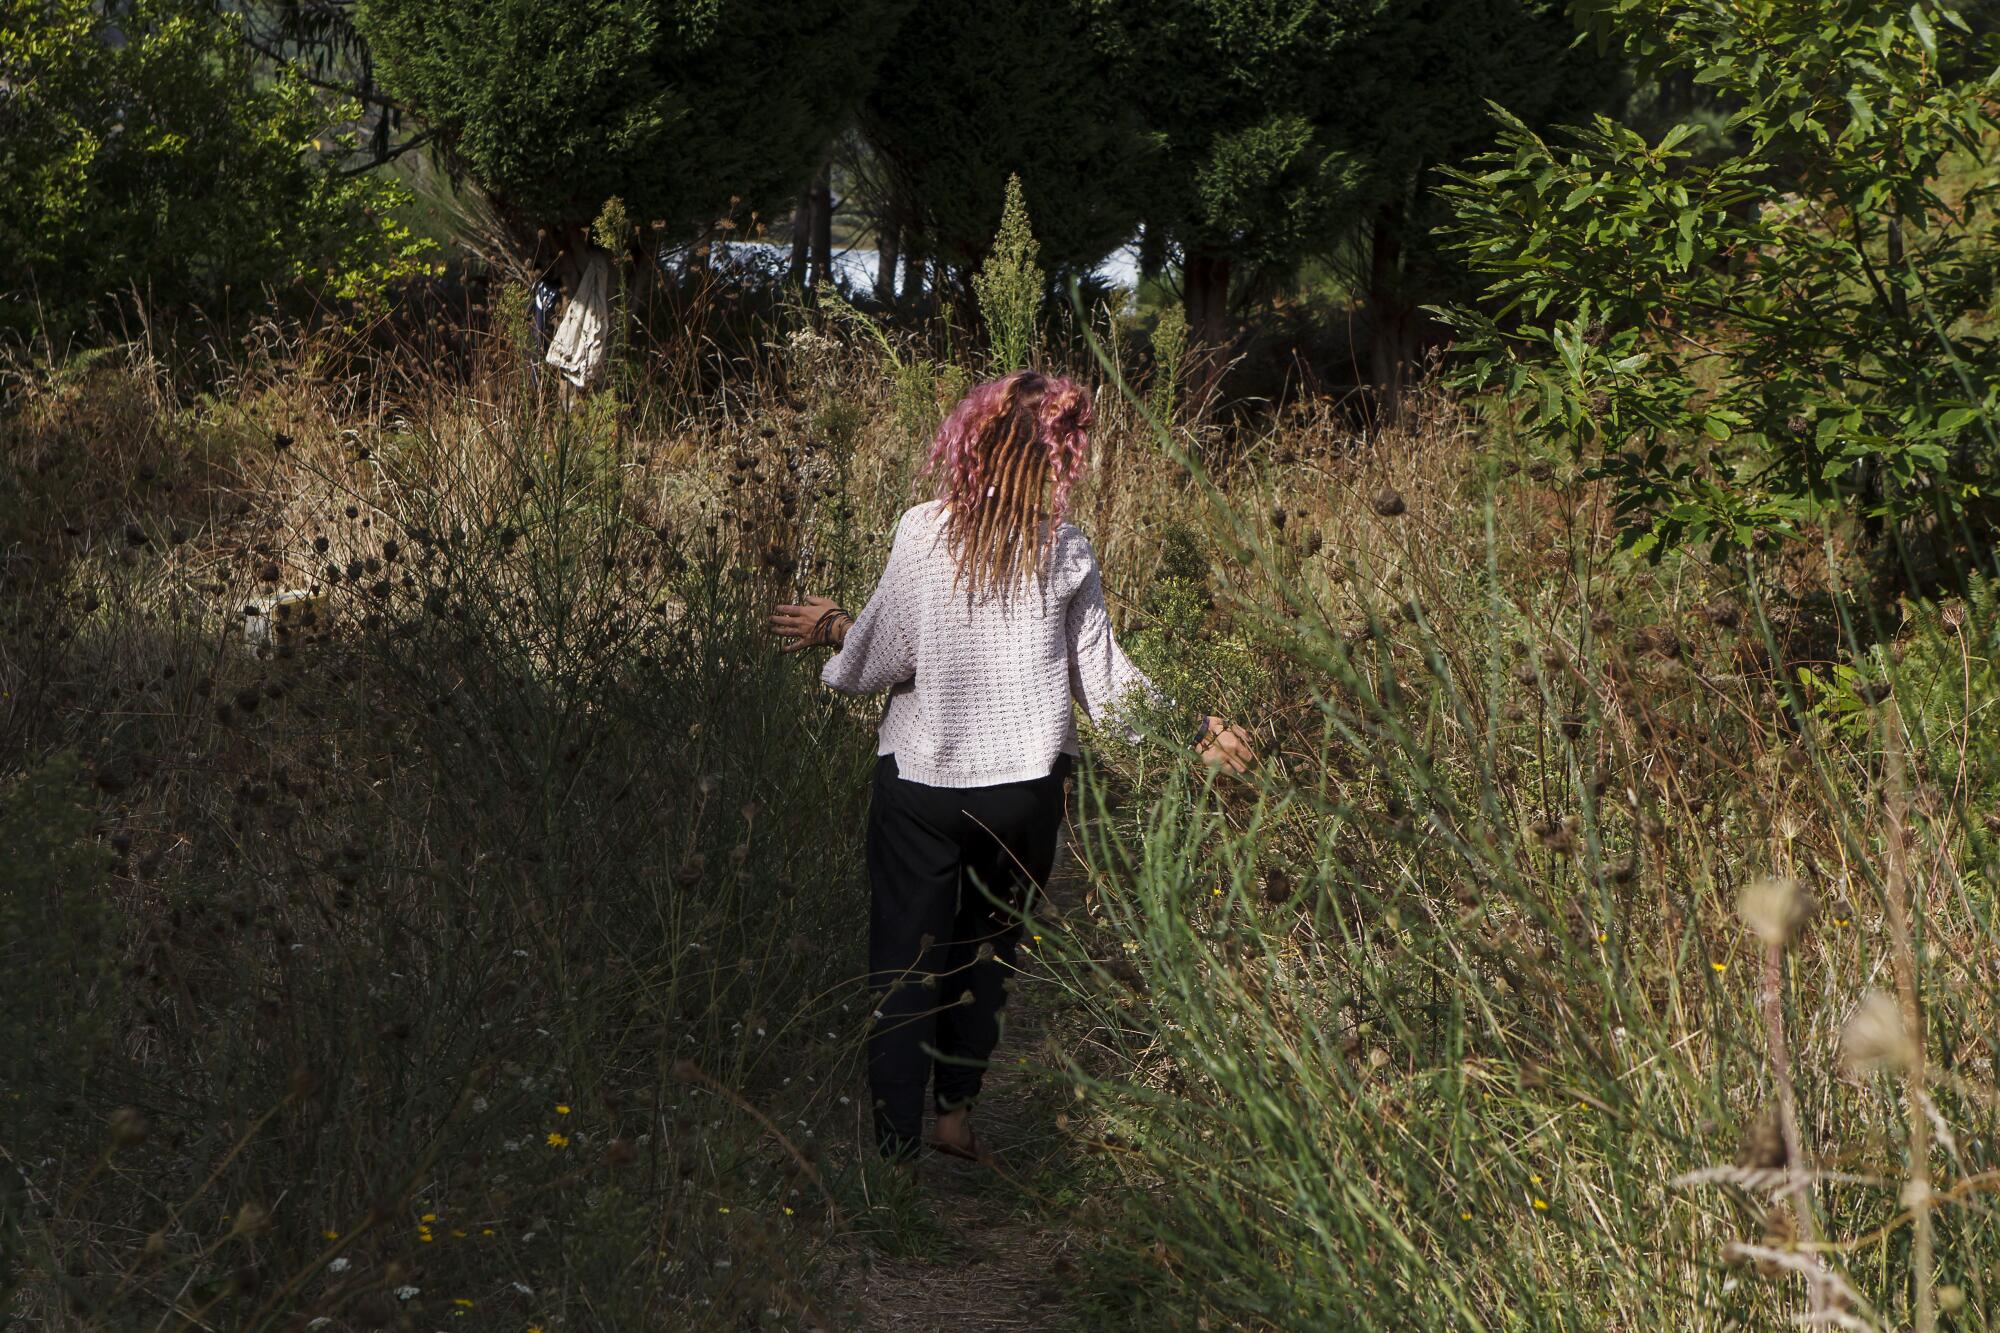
[8,2,2000,1330]
[972,174,1044,374]
[5,276,1998,1326]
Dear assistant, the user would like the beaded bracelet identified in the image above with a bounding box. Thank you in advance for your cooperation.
[810,606,851,647]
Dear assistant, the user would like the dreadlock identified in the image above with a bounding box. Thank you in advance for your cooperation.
[921,370,1093,602]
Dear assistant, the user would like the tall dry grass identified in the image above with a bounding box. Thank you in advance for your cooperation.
[2,288,1995,1331]
[1043,371,2000,1330]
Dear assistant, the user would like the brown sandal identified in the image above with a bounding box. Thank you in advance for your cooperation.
[927,1124,992,1164]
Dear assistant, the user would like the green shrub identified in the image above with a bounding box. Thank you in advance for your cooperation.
[0,0,432,342]
[973,174,1045,373]
[1440,0,2000,566]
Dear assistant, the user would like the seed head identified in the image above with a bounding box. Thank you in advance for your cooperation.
[1842,991,1915,1073]
[1370,487,1406,517]
[1734,1106,1788,1170]
[1737,876,1814,947]
[109,1108,149,1148]
[1262,865,1292,906]
[229,1201,269,1236]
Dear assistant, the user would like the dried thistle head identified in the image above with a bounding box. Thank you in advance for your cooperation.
[1753,1203,1797,1276]
[1736,876,1814,947]
[1734,1105,1788,1171]
[1369,487,1406,517]
[1842,990,1916,1074]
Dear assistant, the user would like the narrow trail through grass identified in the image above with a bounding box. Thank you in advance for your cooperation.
[838,832,1092,1332]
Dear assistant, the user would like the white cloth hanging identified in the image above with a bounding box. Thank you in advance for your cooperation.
[544,250,610,389]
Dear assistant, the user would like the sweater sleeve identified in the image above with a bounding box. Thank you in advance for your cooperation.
[821,509,920,696]
[1065,548,1156,741]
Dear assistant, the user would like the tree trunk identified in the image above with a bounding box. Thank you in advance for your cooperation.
[809,162,834,289]
[1182,251,1232,402]
[788,191,811,285]
[946,262,980,337]
[874,219,900,304]
[1368,202,1419,426]
[1137,220,1168,283]
[902,246,924,307]
[628,233,659,330]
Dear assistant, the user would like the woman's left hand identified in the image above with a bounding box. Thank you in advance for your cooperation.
[1196,717,1256,774]
[768,595,848,652]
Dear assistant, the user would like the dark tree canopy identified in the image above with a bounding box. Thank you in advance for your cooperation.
[1083,0,1613,394]
[1334,0,1618,399]
[863,0,1148,280]
[1082,0,1366,362]
[355,0,910,239]
[1087,0,1362,264]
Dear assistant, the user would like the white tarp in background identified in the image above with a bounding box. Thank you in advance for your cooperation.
[545,250,611,389]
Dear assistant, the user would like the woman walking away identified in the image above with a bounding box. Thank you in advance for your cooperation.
[769,370,1252,1165]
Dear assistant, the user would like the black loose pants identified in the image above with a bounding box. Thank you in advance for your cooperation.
[864,751,1070,1159]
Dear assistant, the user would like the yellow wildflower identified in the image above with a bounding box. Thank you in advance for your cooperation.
[546,1131,570,1148]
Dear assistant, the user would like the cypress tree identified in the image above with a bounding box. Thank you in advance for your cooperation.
[1087,0,1361,382]
[1335,0,1615,413]
[863,0,1148,305]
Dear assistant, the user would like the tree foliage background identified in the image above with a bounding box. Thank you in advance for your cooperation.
[0,0,432,342]
[354,0,911,244]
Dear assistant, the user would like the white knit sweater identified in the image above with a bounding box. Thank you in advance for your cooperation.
[822,500,1155,788]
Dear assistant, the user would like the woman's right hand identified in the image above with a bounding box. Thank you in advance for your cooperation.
[768,595,850,652]
[1196,717,1255,774]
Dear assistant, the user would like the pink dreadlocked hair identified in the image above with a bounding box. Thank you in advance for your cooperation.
[919,370,1093,600]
